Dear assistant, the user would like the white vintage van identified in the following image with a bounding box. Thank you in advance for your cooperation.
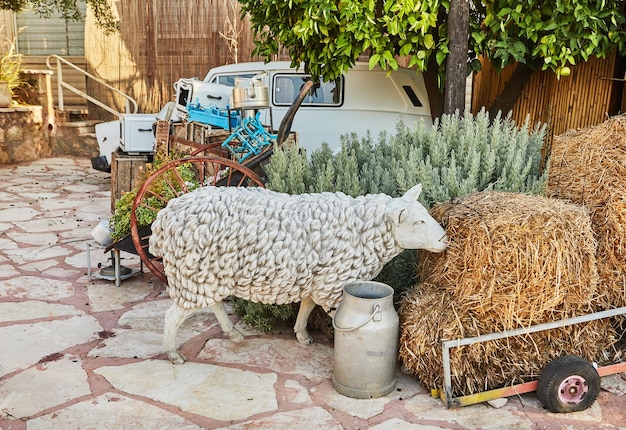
[175,61,432,155]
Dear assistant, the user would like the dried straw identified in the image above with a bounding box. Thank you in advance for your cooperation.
[399,192,616,396]
[547,115,626,310]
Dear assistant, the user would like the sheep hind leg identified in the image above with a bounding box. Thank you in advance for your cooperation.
[212,301,244,342]
[163,303,197,364]
[293,296,316,345]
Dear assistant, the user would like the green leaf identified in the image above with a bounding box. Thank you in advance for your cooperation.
[399,42,412,56]
[424,33,435,50]
[543,22,558,31]
[436,49,447,65]
[369,54,380,69]
[497,7,512,17]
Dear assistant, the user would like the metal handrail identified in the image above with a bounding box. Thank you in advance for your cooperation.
[46,54,138,116]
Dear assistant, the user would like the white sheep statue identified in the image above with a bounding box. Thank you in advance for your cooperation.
[149,184,447,364]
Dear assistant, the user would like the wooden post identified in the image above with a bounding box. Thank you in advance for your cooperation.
[110,152,148,213]
[145,0,156,89]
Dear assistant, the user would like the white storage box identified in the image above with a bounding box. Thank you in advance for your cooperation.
[174,78,232,117]
[120,114,156,153]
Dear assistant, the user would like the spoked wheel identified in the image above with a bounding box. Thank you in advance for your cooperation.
[130,155,265,283]
[189,142,230,158]
[536,355,601,413]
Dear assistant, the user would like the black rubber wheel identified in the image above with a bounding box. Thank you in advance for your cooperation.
[536,355,600,413]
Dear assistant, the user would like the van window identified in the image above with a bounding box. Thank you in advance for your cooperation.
[212,73,258,86]
[273,75,342,106]
[402,85,423,107]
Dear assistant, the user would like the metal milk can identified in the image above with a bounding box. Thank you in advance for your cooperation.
[332,280,399,399]
[232,75,270,109]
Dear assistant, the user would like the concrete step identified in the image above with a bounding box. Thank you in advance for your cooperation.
[61,105,90,122]
[54,119,102,158]
[59,119,103,136]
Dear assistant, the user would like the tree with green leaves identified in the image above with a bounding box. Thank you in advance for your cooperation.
[0,0,117,34]
[239,0,626,117]
[477,0,626,116]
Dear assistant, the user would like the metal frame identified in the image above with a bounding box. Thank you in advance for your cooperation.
[86,243,143,287]
[439,305,626,408]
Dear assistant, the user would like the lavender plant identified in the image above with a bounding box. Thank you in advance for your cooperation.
[237,109,548,330]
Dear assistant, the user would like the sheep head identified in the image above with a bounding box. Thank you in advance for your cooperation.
[385,184,448,253]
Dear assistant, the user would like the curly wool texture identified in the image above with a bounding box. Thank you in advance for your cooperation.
[149,186,402,310]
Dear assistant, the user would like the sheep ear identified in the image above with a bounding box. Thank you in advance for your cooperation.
[402,184,423,201]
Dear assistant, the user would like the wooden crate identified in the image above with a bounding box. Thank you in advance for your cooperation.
[110,152,149,213]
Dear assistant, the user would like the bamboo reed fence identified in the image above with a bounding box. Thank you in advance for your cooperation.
[472,52,623,149]
[84,0,266,118]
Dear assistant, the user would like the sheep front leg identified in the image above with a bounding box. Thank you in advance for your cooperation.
[293,296,316,345]
[212,301,244,342]
[163,303,197,364]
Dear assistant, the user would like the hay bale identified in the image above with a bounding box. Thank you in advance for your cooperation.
[547,115,626,309]
[399,191,616,396]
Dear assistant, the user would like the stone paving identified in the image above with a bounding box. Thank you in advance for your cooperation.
[0,157,625,430]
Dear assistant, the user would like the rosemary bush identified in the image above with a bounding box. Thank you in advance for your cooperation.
[234,109,548,331]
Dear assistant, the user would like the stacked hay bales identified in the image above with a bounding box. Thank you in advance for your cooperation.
[399,192,616,396]
[546,115,626,310]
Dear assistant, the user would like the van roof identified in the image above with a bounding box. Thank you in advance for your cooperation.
[204,61,392,81]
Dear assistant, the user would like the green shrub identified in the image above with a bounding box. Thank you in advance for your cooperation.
[230,299,295,333]
[109,146,201,241]
[235,109,549,332]
[0,33,24,100]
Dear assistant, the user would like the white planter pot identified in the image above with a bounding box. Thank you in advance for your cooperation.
[0,81,11,107]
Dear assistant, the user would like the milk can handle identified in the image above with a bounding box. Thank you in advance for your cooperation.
[332,304,381,332]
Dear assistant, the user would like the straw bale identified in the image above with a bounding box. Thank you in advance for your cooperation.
[547,115,626,309]
[399,191,616,396]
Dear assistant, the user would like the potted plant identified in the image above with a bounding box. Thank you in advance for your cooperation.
[0,31,23,107]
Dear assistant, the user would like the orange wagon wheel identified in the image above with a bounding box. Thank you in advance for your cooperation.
[130,155,265,283]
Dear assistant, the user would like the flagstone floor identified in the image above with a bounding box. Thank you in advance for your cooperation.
[0,157,625,429]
